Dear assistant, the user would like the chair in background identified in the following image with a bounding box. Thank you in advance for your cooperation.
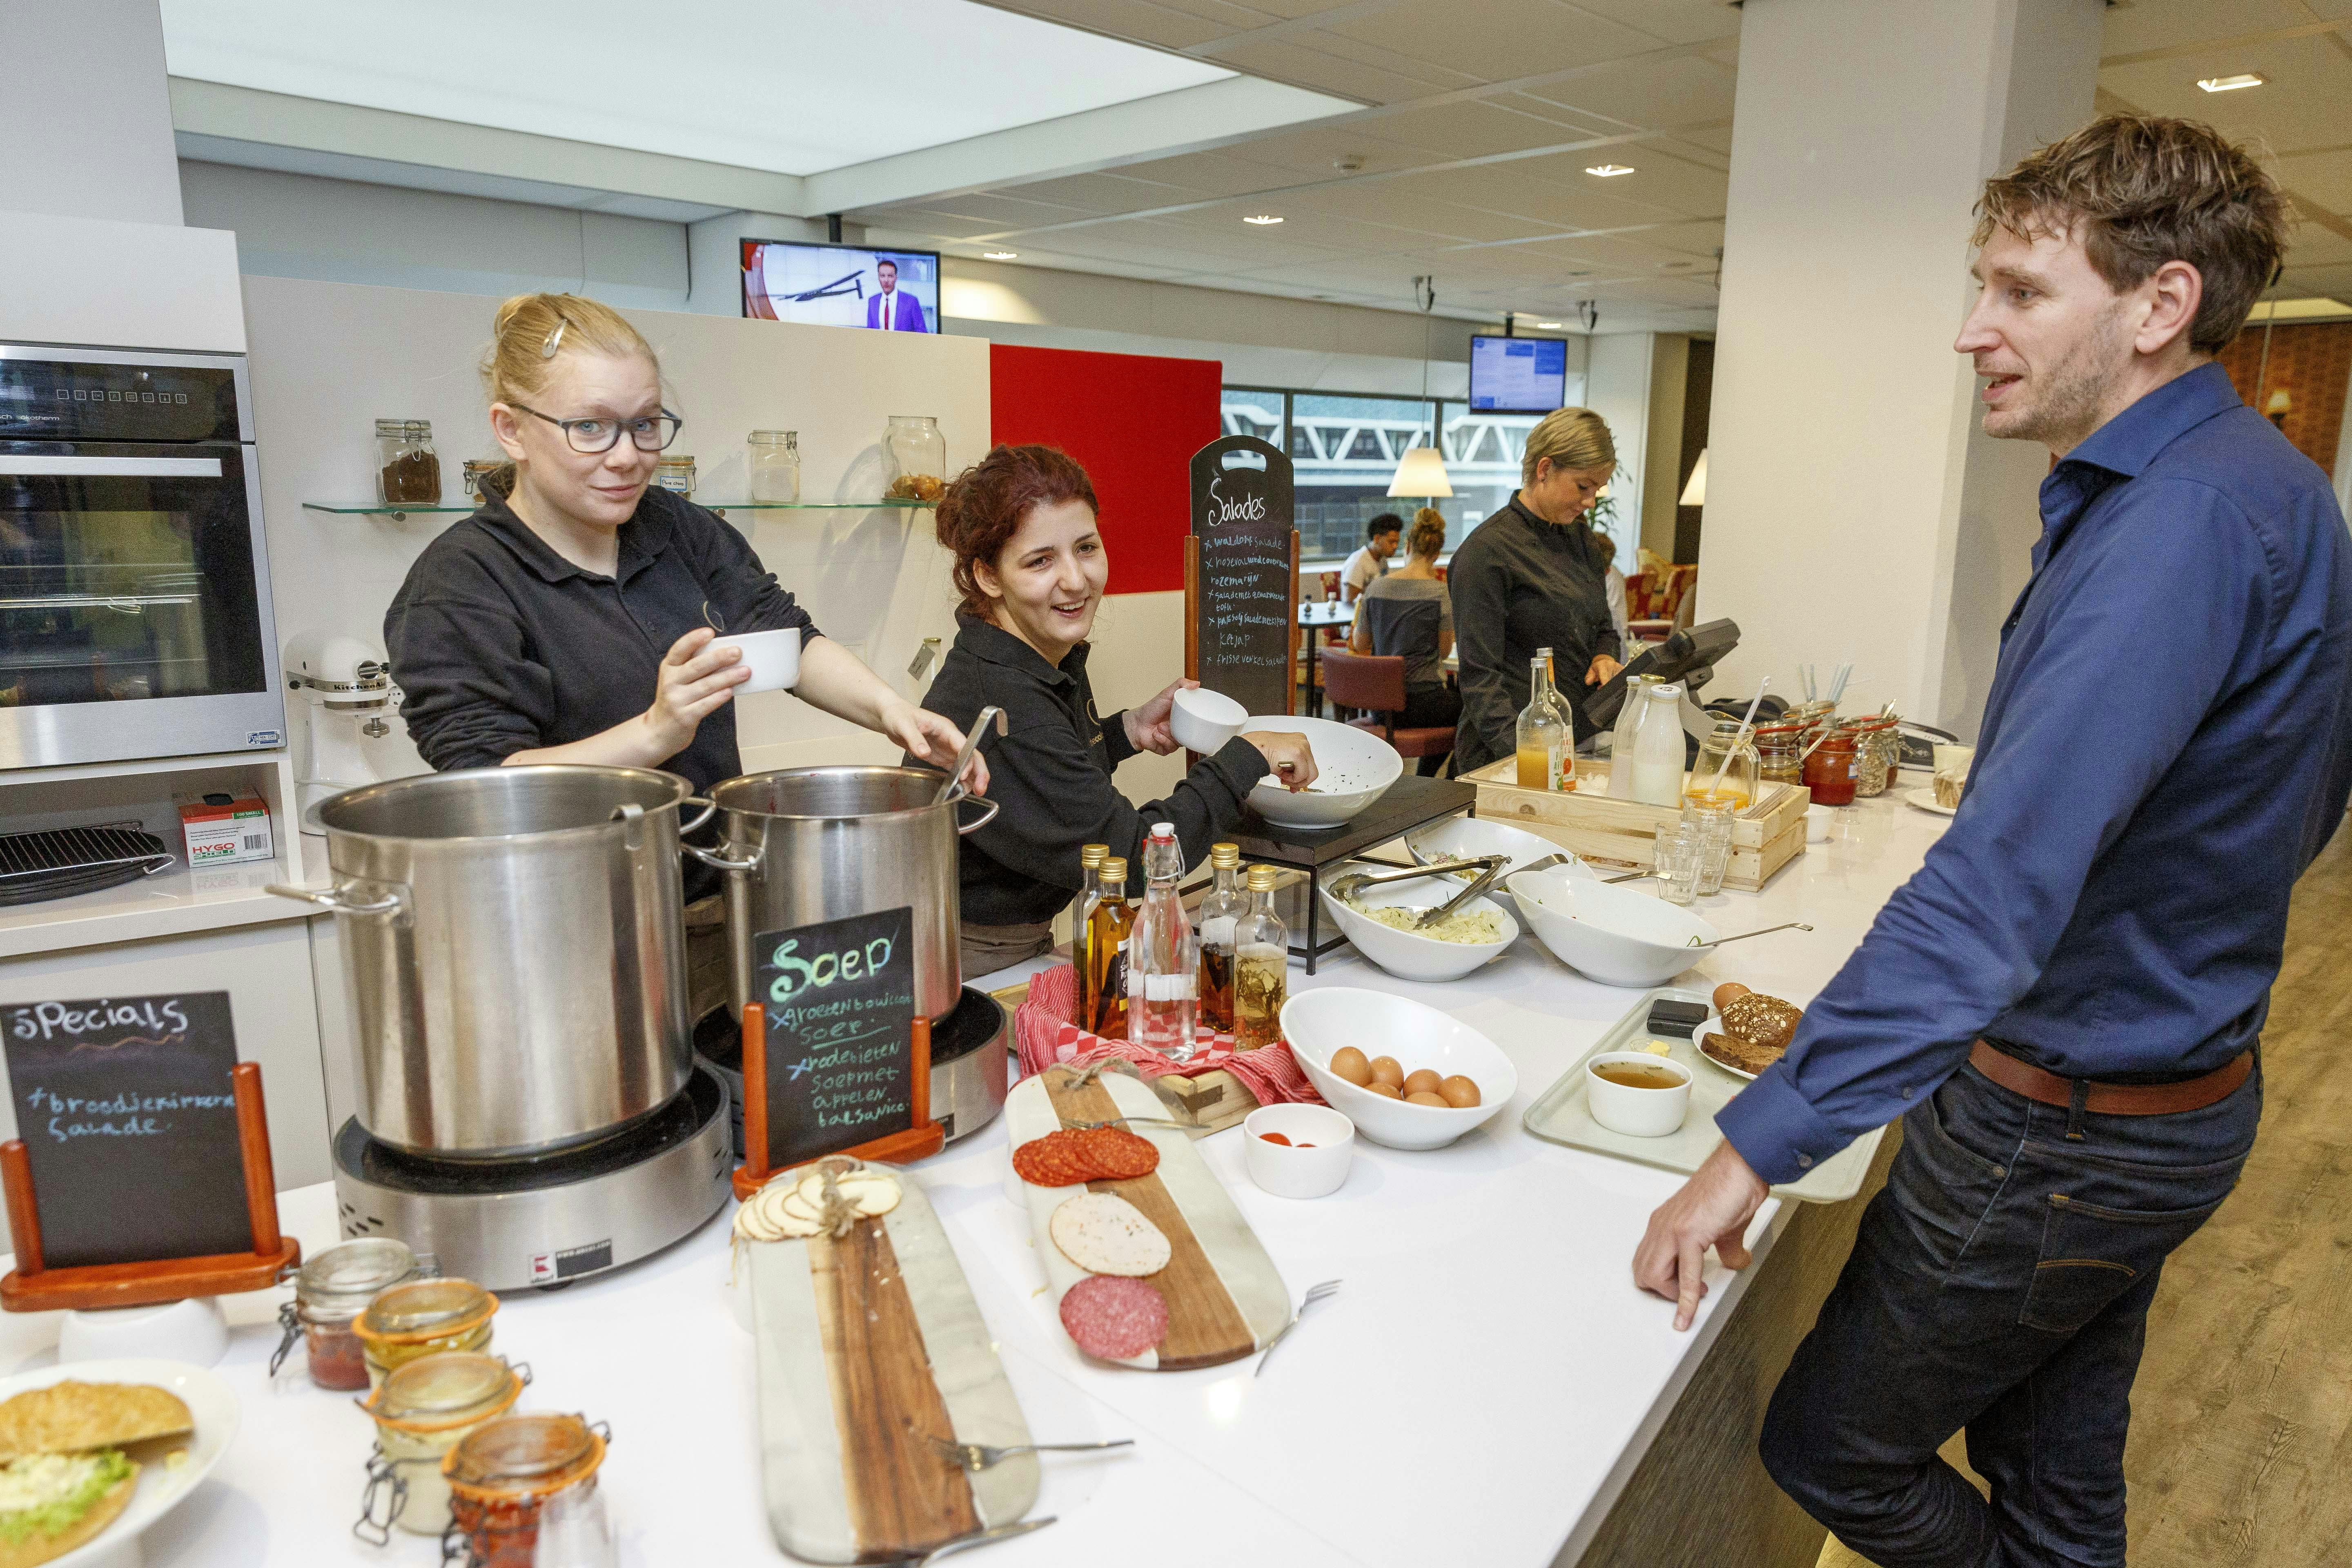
[1321,648,1454,777]
[1626,562,1697,645]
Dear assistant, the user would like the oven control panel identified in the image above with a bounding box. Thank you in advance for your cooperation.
[0,354,241,444]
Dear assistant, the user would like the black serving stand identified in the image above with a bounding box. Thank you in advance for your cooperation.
[1226,774,1477,973]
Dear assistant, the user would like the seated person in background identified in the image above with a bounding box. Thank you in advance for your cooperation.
[1348,508,1460,776]
[1340,514,1401,603]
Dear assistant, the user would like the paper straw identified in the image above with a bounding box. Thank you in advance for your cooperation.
[1829,662,1853,705]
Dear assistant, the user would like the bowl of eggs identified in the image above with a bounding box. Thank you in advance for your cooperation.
[1280,987,1517,1150]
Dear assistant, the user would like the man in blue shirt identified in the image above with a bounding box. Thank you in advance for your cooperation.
[1634,116,2352,1565]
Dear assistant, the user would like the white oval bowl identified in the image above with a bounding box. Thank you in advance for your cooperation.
[1281,987,1517,1150]
[1507,868,1720,988]
[1171,686,1247,753]
[1242,716,1402,829]
[1318,866,1517,983]
[1404,816,1593,919]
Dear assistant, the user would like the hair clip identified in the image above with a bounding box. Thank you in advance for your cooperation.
[539,315,570,359]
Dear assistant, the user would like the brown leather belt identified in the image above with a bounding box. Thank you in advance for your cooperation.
[1968,1039,2252,1116]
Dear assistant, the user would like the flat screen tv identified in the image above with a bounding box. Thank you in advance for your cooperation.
[1468,334,1568,413]
[741,241,942,333]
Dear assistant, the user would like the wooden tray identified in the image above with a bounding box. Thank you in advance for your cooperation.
[749,1170,1038,1563]
[1520,986,1880,1204]
[1006,1067,1289,1369]
[1461,760,1808,890]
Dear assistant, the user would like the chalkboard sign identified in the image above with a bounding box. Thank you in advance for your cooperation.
[1188,434,1297,719]
[2,992,253,1270]
[753,906,920,1171]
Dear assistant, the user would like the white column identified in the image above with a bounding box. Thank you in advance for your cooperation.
[1695,0,2101,737]
[0,0,183,225]
[1584,332,1658,575]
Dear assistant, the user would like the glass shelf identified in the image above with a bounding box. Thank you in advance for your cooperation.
[303,497,934,519]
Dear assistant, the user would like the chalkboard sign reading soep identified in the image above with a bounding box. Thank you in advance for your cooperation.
[1189,435,1297,721]
[755,906,919,1170]
[2,992,252,1270]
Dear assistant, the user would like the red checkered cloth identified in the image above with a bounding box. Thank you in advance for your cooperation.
[1012,962,1325,1107]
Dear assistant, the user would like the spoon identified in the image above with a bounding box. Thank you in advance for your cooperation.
[934,706,1005,804]
[1326,856,1502,905]
[1699,920,1813,949]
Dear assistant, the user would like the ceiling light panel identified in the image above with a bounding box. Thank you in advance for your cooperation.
[2195,73,2265,93]
[158,0,1233,177]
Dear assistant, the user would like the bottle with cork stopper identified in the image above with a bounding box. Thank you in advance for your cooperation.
[1231,864,1289,1049]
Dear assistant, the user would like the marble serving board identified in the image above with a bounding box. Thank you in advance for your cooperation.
[1521,986,1879,1205]
[749,1171,1039,1563]
[1007,1066,1290,1370]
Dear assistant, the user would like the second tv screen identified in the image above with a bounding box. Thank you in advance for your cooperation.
[742,242,940,333]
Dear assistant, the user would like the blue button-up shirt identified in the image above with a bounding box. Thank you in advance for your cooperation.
[1718,362,2352,1185]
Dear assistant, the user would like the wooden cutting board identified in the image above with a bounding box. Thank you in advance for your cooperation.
[749,1169,1039,1563]
[1005,1066,1290,1370]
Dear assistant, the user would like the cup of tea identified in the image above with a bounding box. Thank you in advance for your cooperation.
[1586,1051,1693,1138]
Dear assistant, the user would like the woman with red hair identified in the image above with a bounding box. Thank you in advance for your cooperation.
[918,444,1318,978]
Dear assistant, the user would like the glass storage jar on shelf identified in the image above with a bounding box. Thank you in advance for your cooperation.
[883,415,946,504]
[1753,719,1810,786]
[1685,719,1759,809]
[747,430,800,502]
[461,459,503,501]
[653,455,695,499]
[376,419,442,504]
[272,1237,429,1391]
[445,1412,613,1568]
[354,1277,499,1390]
[354,1352,528,1544]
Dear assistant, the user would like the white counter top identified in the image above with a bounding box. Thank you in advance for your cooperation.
[13,790,1949,1567]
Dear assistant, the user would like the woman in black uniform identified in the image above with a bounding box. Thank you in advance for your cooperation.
[916,444,1319,978]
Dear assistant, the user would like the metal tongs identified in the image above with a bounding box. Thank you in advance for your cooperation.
[934,705,1005,804]
[1328,855,1510,929]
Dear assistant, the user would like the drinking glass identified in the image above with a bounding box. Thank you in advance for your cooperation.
[1655,824,1704,905]
[1685,798,1737,896]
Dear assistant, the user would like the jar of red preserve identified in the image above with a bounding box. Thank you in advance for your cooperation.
[1802,730,1858,806]
[444,1412,612,1568]
[271,1237,429,1391]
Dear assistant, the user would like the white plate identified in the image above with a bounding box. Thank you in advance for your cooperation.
[1904,786,1956,817]
[0,1357,237,1566]
[1688,1008,1762,1080]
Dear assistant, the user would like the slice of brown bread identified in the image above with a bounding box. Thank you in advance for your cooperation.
[0,1383,190,1462]
[1701,1031,1785,1076]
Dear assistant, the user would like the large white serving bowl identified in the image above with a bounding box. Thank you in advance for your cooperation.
[1404,815,1594,919]
[1318,865,1517,982]
[1243,716,1402,829]
[1507,867,1720,988]
[0,1356,239,1568]
[1281,987,1517,1150]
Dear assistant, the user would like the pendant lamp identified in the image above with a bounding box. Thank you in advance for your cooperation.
[1679,448,1708,506]
[1388,275,1453,499]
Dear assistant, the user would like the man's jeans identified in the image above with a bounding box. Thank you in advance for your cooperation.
[1760,1057,2261,1567]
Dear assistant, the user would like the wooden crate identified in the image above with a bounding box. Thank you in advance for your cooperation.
[1461,760,1809,891]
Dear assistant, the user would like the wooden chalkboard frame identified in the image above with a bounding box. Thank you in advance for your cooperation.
[1186,434,1300,719]
[0,1062,299,1312]
[734,1003,942,1201]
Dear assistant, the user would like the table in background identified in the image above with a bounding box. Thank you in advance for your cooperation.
[1225,773,1474,972]
[1298,600,1354,716]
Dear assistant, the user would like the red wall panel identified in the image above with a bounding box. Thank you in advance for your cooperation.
[988,343,1221,596]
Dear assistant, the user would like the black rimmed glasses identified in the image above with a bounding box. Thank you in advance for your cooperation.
[510,403,684,454]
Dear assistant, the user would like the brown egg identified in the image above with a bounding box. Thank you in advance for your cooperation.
[1403,1068,1443,1098]
[1330,1046,1373,1087]
[1712,982,1752,1013]
[1438,1074,1482,1109]
[1365,1081,1404,1100]
[1405,1090,1448,1107]
[1369,1056,1405,1088]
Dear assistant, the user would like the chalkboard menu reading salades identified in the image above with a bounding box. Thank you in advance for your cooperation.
[753,906,920,1170]
[1188,434,1297,721]
[2,991,253,1270]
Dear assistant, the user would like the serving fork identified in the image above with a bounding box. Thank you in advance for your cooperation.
[1063,1114,1191,1132]
[1254,1278,1343,1377]
[925,1436,1134,1472]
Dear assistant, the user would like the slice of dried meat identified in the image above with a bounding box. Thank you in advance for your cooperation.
[1012,1136,1086,1189]
[1059,1274,1169,1361]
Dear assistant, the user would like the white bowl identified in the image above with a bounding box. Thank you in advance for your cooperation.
[0,1357,238,1567]
[1242,1103,1355,1198]
[1171,686,1247,753]
[1507,868,1720,988]
[710,626,800,693]
[1243,716,1402,829]
[1404,816,1593,919]
[1281,987,1517,1150]
[1585,1051,1694,1138]
[1318,864,1517,982]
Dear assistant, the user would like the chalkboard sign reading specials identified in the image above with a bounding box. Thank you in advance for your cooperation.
[1188,434,1297,720]
[2,991,253,1270]
[754,906,920,1171]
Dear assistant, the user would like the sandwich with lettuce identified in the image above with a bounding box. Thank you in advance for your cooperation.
[0,1381,192,1567]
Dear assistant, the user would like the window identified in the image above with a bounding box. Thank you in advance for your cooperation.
[1220,386,1285,448]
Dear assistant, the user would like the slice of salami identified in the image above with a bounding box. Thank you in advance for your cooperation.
[1013,1138,1084,1188]
[1059,1274,1169,1361]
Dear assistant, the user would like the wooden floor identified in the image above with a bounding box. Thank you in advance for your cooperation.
[1821,820,2352,1567]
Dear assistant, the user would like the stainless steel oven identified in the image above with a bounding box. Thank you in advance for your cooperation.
[0,344,283,768]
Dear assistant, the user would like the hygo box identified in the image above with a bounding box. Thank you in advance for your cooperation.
[177,793,274,867]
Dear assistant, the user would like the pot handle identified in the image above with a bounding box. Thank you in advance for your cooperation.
[266,883,403,918]
[678,796,719,836]
[684,841,763,873]
[954,793,1002,836]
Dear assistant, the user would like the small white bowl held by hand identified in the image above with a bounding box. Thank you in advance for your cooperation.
[1242,1103,1355,1198]
[1319,866,1516,982]
[1242,716,1403,829]
[1281,987,1516,1151]
[709,626,801,693]
[1585,1051,1693,1138]
[1508,868,1720,988]
[1171,686,1247,753]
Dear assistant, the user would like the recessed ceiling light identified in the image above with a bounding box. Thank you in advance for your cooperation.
[2197,73,2265,92]
[1534,321,1563,329]
[1586,163,1635,177]
[982,251,1017,259]
[1243,214,1284,225]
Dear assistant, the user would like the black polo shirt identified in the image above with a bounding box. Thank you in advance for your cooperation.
[1448,493,1623,770]
[914,616,1267,927]
[384,484,818,795]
